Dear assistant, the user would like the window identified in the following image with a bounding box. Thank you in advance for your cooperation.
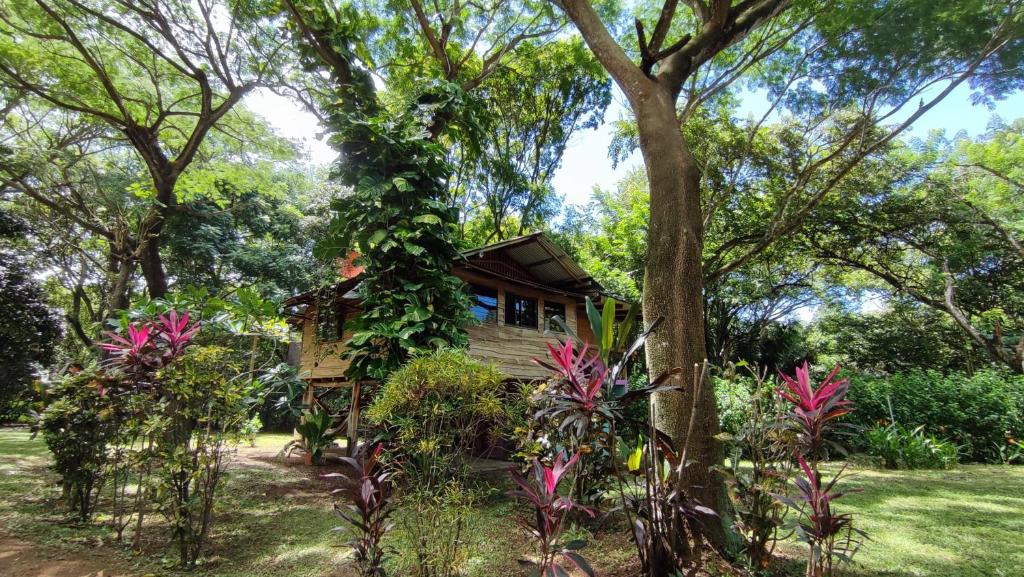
[544,301,566,332]
[469,285,498,324]
[316,302,345,342]
[504,292,538,329]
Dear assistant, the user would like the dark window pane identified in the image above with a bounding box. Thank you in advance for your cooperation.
[544,301,566,332]
[317,302,345,342]
[469,285,498,323]
[505,292,538,329]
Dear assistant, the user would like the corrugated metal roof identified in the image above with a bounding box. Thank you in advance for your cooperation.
[462,232,603,295]
[287,232,610,308]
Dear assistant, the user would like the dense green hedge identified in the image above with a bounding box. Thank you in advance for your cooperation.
[712,369,1024,463]
[845,369,1024,463]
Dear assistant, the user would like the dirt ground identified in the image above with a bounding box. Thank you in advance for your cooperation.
[0,531,131,577]
[0,443,290,577]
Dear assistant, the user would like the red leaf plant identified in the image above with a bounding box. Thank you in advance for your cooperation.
[777,362,852,459]
[532,340,611,439]
[324,443,393,577]
[100,310,199,370]
[99,310,200,395]
[508,450,596,577]
[774,454,865,577]
[99,324,157,369]
[155,310,201,361]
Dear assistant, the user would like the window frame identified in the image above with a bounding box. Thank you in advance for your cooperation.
[316,301,345,343]
[543,300,567,332]
[504,291,539,329]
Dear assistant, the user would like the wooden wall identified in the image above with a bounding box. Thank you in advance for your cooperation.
[296,269,584,383]
[460,270,578,381]
[298,310,352,381]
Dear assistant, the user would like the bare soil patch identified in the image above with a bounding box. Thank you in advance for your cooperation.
[0,532,132,577]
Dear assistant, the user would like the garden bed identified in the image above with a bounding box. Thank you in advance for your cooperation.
[1,429,1021,577]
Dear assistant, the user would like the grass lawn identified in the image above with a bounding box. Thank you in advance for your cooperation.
[1,428,1021,577]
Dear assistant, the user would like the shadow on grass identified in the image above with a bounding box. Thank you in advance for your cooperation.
[775,464,1024,577]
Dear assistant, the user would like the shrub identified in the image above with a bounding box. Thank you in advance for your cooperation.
[775,456,865,577]
[366,349,506,577]
[282,409,338,464]
[716,368,794,571]
[846,369,1024,462]
[366,348,506,485]
[775,362,864,577]
[528,298,713,577]
[508,451,595,577]
[863,423,959,469]
[37,370,119,522]
[153,344,261,568]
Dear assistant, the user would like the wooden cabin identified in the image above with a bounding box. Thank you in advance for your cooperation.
[284,232,615,452]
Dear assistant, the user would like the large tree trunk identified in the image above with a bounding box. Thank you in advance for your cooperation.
[634,87,727,543]
[140,235,168,299]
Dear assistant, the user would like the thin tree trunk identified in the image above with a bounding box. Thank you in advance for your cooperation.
[107,242,133,312]
[634,88,727,544]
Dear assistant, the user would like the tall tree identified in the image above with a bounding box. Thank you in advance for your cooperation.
[0,0,283,300]
[279,0,563,379]
[556,0,1023,536]
[0,209,61,413]
[805,122,1024,372]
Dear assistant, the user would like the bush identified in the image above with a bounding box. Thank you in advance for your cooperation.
[864,423,959,469]
[847,369,1024,462]
[37,370,119,522]
[366,348,506,484]
[366,349,506,577]
[154,345,263,567]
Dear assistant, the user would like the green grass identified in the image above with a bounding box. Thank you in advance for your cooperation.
[784,464,1024,577]
[0,428,1021,577]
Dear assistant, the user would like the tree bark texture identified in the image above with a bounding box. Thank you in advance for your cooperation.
[634,86,726,540]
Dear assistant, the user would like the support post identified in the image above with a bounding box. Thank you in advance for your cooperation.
[346,380,361,456]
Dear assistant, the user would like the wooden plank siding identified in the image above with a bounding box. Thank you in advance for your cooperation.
[298,310,353,381]
[296,268,584,383]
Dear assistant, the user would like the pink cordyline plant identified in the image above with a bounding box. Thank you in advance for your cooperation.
[775,454,864,577]
[99,324,157,369]
[508,451,595,577]
[155,310,201,361]
[777,362,852,460]
[533,340,610,438]
[100,310,199,374]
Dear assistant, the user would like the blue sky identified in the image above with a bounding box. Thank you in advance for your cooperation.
[549,85,1024,207]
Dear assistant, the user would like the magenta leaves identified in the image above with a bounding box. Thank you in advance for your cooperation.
[156,310,201,362]
[100,310,199,373]
[774,454,865,576]
[324,443,393,577]
[508,451,595,577]
[777,362,852,459]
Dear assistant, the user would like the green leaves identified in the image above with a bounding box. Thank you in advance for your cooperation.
[412,214,442,225]
[284,6,476,381]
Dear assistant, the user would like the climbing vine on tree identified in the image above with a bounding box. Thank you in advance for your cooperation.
[281,1,475,380]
